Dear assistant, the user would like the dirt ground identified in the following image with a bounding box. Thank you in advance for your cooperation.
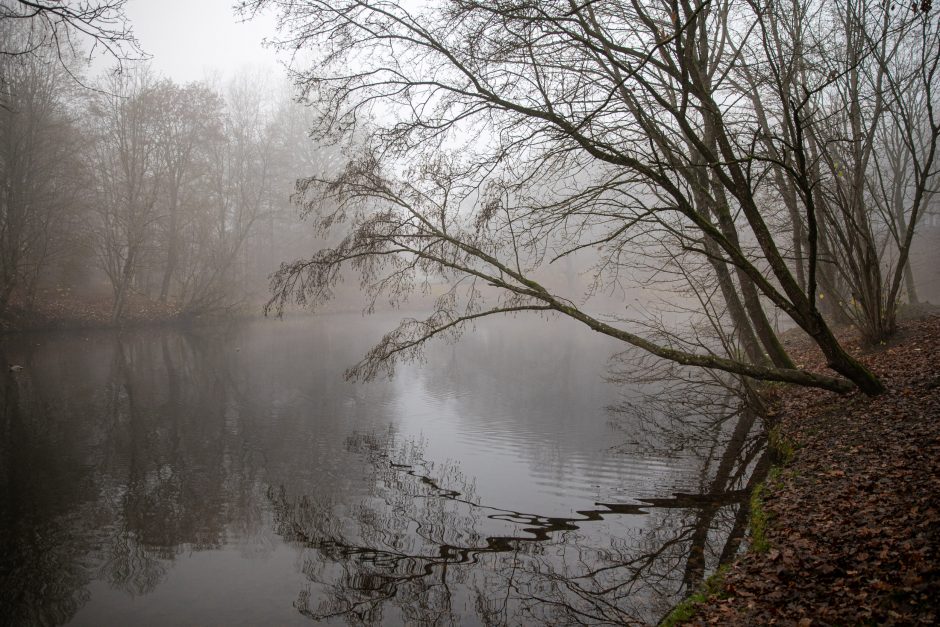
[682,315,940,625]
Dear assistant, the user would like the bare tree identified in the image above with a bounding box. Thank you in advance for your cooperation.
[0,0,141,74]
[87,68,161,322]
[242,0,913,394]
[150,79,225,304]
[171,72,273,315]
[751,0,940,342]
[0,21,85,314]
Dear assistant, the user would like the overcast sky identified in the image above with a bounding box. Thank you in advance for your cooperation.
[117,0,281,83]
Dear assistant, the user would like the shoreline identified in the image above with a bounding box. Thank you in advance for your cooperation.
[0,300,470,336]
[671,314,940,625]
[7,298,937,624]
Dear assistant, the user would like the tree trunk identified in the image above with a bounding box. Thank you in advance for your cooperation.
[904,262,919,306]
[111,247,138,324]
[806,310,885,395]
[706,241,769,366]
[691,177,769,366]
[159,184,180,303]
[706,179,795,369]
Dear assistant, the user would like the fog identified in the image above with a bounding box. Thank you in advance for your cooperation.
[1,0,938,625]
[120,0,279,83]
[1,1,935,333]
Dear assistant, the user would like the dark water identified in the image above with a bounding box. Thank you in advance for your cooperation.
[0,314,765,626]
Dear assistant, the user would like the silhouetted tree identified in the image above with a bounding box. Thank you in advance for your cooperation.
[150,80,224,305]
[0,0,141,74]
[245,0,936,394]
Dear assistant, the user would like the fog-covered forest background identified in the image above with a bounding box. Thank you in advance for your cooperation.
[1,50,331,323]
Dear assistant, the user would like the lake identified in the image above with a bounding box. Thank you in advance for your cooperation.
[0,314,765,625]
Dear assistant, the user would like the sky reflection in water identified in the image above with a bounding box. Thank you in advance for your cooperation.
[0,314,764,625]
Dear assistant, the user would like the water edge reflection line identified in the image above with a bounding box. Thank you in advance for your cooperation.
[269,422,769,624]
[0,319,769,626]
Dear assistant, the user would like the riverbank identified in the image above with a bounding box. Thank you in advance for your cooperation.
[677,314,940,625]
[0,293,183,333]
[0,290,450,334]
[0,288,254,333]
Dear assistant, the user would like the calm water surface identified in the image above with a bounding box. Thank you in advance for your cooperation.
[0,314,764,625]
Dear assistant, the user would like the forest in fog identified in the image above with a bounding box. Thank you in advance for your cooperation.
[0,18,342,323]
[2,2,940,625]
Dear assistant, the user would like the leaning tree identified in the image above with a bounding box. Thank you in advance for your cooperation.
[243,0,938,396]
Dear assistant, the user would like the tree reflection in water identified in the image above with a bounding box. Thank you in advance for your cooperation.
[0,322,767,626]
[608,360,773,599]
[0,330,266,626]
[269,393,767,625]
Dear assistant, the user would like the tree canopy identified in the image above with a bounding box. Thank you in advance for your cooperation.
[245,0,939,396]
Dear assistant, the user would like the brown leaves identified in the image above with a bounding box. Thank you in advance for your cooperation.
[683,316,940,626]
[2,288,186,331]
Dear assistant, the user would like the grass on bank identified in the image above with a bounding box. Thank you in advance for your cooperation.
[659,566,730,627]
[659,421,797,625]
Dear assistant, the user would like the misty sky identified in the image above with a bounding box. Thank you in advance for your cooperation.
[120,0,279,82]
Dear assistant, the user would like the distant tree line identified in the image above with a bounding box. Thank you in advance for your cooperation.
[0,18,334,322]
